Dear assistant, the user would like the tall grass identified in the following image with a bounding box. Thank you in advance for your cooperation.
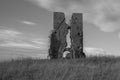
[0,56,120,80]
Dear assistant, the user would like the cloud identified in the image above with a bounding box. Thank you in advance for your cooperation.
[0,29,47,50]
[32,39,47,45]
[29,0,120,32]
[84,47,107,56]
[21,21,36,25]
[0,29,21,41]
[118,33,120,39]
[0,41,41,49]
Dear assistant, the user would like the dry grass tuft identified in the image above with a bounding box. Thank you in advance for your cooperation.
[0,56,120,80]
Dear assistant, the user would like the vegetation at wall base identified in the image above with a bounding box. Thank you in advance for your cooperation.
[0,56,120,80]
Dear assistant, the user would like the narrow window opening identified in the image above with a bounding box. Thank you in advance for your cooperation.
[66,28,71,48]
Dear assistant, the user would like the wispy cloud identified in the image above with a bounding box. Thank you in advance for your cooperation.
[84,47,107,56]
[84,47,120,57]
[0,28,47,50]
[118,33,120,39]
[0,41,41,49]
[0,29,22,41]
[29,0,120,32]
[21,21,36,25]
[31,39,47,45]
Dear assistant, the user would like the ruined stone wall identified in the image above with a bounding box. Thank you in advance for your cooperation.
[48,31,61,59]
[49,12,69,59]
[48,12,86,59]
[70,13,85,58]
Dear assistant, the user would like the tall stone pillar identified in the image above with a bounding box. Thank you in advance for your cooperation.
[70,13,85,58]
[49,12,69,59]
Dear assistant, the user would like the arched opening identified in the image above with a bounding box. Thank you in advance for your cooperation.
[63,51,70,58]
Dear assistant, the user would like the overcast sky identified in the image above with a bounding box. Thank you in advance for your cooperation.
[0,0,120,60]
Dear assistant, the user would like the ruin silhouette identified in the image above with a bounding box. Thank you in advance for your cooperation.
[49,12,86,59]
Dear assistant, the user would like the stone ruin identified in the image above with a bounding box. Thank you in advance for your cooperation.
[48,12,86,59]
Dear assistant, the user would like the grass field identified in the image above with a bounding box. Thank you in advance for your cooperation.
[0,56,120,80]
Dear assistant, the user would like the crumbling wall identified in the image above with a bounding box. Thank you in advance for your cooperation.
[48,31,61,59]
[49,12,69,59]
[48,12,86,59]
[70,13,86,58]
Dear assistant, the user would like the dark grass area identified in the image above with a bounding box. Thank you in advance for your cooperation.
[0,56,120,80]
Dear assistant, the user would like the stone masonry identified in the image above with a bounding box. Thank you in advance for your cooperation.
[48,12,86,59]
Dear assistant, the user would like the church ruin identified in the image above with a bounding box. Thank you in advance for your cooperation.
[48,12,86,59]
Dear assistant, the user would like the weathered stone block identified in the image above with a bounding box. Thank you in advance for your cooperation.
[70,13,85,58]
[49,12,69,59]
[48,31,61,59]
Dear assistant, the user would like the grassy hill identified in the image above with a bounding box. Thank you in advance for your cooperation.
[0,56,120,80]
